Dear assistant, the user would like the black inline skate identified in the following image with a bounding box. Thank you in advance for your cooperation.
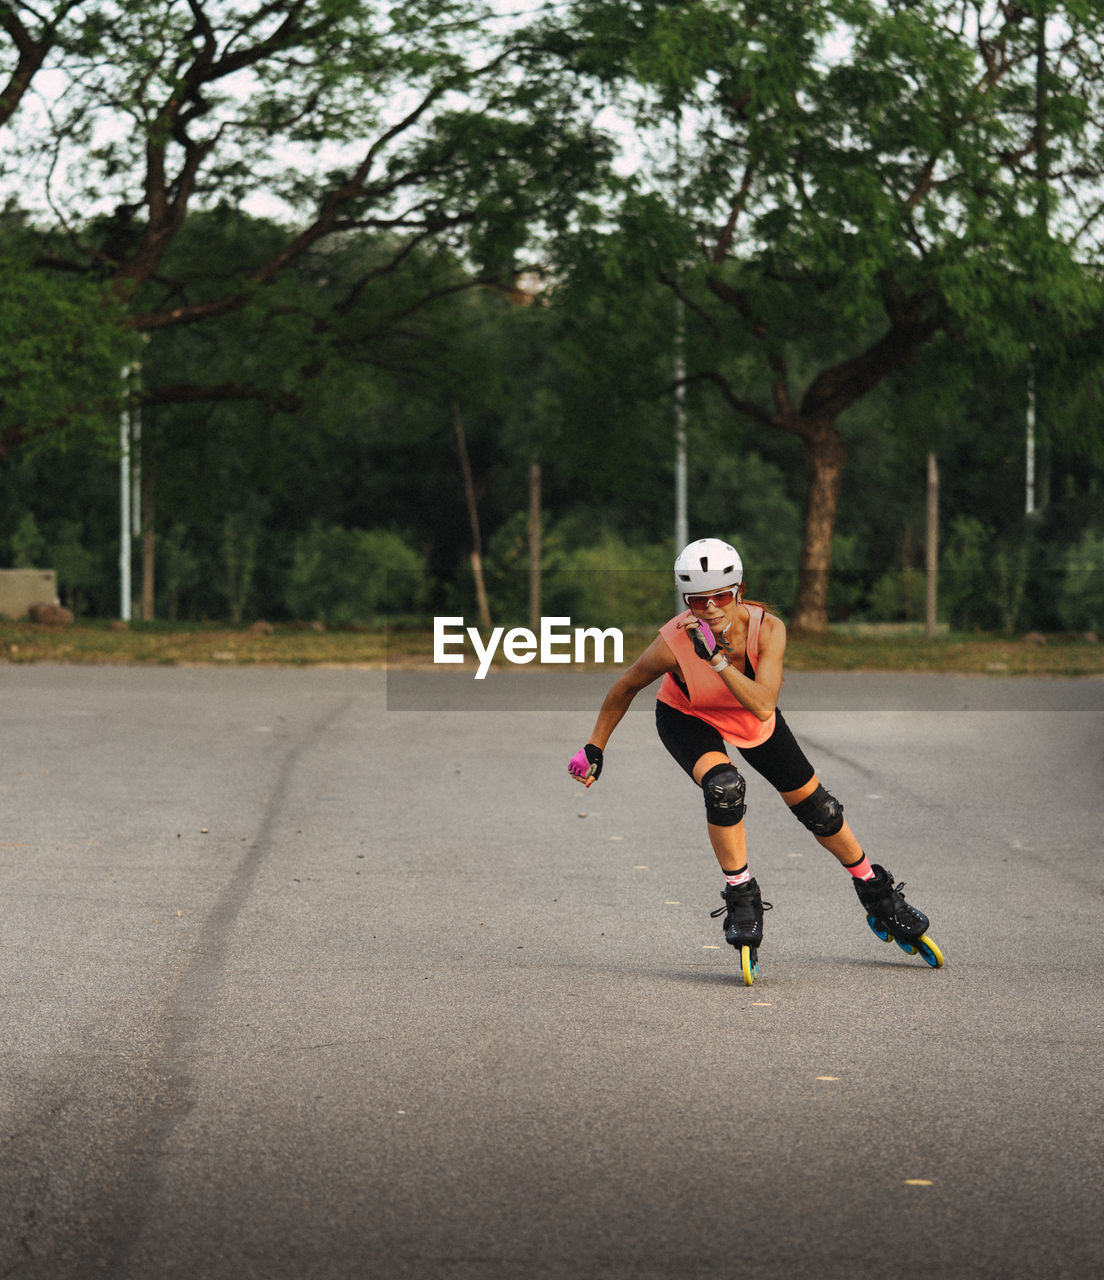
[710,878,772,986]
[854,864,943,968]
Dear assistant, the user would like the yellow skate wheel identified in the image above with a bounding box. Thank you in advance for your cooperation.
[915,934,944,968]
[741,945,757,986]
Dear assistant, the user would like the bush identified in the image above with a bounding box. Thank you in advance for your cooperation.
[826,532,866,621]
[159,524,203,622]
[703,453,802,614]
[484,518,672,628]
[9,511,45,567]
[866,566,926,622]
[940,517,1036,633]
[482,510,571,625]
[940,516,996,630]
[556,531,672,627]
[48,521,100,615]
[8,512,104,616]
[1057,529,1104,632]
[285,524,427,624]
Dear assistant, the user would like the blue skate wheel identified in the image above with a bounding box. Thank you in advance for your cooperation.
[895,937,919,956]
[915,934,944,968]
[866,914,892,943]
[741,945,757,986]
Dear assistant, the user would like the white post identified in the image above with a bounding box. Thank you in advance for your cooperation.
[674,296,688,610]
[672,108,689,608]
[119,376,132,621]
[1025,360,1036,515]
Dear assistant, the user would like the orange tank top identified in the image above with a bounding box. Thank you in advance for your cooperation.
[655,606,776,749]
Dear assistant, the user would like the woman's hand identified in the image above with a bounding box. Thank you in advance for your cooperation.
[680,620,730,671]
[568,743,603,787]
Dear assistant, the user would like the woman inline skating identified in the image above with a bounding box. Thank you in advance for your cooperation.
[567,537,942,983]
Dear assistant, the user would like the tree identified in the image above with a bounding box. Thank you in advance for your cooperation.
[540,0,1104,628]
[1,0,612,418]
[0,214,138,456]
[0,1,79,127]
[1,1,614,615]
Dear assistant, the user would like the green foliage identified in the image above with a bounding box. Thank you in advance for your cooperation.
[939,517,1033,634]
[994,542,1030,635]
[9,511,44,567]
[939,516,993,631]
[47,521,100,613]
[556,531,672,628]
[159,525,203,624]
[0,245,137,453]
[693,452,803,613]
[484,517,670,628]
[483,510,568,625]
[827,533,868,621]
[220,507,264,626]
[1057,530,1104,633]
[7,510,103,614]
[284,524,428,624]
[3,4,1104,633]
[541,0,1104,631]
[866,567,926,624]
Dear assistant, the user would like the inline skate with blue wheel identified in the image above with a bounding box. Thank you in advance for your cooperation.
[855,864,944,968]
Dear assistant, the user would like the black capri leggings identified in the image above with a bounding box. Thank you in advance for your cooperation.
[655,699,816,795]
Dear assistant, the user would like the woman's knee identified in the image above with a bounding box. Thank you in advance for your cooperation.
[788,782,845,836]
[699,760,747,827]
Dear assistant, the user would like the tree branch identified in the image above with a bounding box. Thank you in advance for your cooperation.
[656,270,721,340]
[130,80,459,329]
[801,286,941,420]
[712,156,757,263]
[681,370,780,431]
[0,1,79,126]
[139,381,302,413]
[704,272,769,339]
[332,224,475,315]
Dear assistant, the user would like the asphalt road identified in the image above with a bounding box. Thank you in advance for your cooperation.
[2,665,1103,1279]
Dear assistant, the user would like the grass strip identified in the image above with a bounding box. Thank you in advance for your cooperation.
[1,621,1101,677]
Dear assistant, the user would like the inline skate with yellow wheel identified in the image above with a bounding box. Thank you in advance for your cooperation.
[710,878,772,986]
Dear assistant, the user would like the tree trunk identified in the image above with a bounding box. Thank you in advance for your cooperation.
[528,459,541,632]
[452,402,492,630]
[791,421,846,632]
[925,452,939,638]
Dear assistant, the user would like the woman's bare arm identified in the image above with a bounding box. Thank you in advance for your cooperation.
[586,634,678,750]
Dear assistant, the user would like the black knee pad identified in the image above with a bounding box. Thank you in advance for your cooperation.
[701,763,746,827]
[790,784,844,837]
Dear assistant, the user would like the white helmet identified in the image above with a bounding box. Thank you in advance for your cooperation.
[674,538,743,602]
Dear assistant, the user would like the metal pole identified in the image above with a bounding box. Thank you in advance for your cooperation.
[674,298,688,550]
[119,374,132,621]
[672,108,689,609]
[1025,360,1036,516]
[674,297,688,614]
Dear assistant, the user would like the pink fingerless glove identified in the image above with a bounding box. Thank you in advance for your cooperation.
[568,744,603,786]
[693,622,717,656]
[689,622,729,671]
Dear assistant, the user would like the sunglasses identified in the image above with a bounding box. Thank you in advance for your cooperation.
[684,590,737,610]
